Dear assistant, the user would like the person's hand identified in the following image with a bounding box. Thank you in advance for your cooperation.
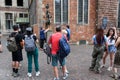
[112,27,116,30]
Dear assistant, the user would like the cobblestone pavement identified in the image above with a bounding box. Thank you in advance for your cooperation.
[0,36,119,80]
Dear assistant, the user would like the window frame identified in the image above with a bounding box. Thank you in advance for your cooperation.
[5,0,12,6]
[5,13,13,29]
[19,13,28,18]
[54,0,69,24]
[77,0,89,25]
[17,0,24,7]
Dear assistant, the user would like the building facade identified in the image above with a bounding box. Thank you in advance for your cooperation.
[97,0,119,30]
[0,0,29,33]
[28,0,42,36]
[42,0,96,43]
[29,0,120,43]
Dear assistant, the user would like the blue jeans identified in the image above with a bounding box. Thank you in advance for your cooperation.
[27,48,39,73]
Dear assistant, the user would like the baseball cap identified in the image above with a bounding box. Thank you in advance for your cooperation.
[26,27,32,31]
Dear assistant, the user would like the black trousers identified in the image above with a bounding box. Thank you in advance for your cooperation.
[40,39,45,49]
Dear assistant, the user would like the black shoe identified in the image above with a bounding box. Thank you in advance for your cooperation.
[94,70,101,74]
[11,72,15,76]
[89,67,94,71]
[13,73,19,77]
[110,74,115,78]
[110,74,120,80]
[118,76,120,79]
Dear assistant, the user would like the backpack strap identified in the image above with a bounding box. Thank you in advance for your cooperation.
[31,34,37,48]
[94,35,105,45]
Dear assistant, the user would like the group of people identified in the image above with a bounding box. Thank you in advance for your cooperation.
[8,24,71,80]
[9,23,120,80]
[6,23,120,80]
[89,26,120,80]
[9,25,40,77]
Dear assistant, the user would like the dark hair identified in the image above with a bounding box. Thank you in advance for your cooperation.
[66,25,70,29]
[106,28,115,41]
[26,31,32,36]
[56,25,61,32]
[96,28,104,45]
[12,25,19,31]
[40,27,43,30]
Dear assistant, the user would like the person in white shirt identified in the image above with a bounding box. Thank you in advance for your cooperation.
[102,28,117,71]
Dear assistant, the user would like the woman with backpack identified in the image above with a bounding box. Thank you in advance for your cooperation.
[89,28,108,73]
[24,27,40,77]
[101,28,117,71]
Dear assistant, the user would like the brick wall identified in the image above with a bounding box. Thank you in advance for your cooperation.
[97,0,118,27]
[42,0,97,43]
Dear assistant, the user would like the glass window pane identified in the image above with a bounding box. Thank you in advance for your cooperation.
[24,14,28,18]
[5,13,13,29]
[78,0,83,23]
[17,0,23,6]
[5,13,12,19]
[19,13,24,18]
[63,0,68,23]
[84,0,88,24]
[5,0,12,6]
[55,0,61,23]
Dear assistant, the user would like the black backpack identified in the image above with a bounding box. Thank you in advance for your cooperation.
[43,43,52,64]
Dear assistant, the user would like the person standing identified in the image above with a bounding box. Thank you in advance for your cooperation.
[102,28,117,71]
[39,27,46,50]
[9,25,23,77]
[89,28,108,73]
[48,26,68,80]
[24,27,40,77]
[66,25,71,41]
[110,37,120,79]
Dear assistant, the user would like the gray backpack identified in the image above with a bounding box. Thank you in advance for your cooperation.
[6,33,18,52]
[24,35,36,52]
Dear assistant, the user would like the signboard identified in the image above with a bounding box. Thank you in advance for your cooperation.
[16,18,29,23]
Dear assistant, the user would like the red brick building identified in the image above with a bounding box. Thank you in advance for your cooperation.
[30,0,120,44]
[42,0,97,43]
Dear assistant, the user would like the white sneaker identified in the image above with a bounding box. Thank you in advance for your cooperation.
[107,67,112,71]
[36,71,40,77]
[63,73,68,80]
[66,70,69,74]
[100,64,105,68]
[27,73,32,77]
[53,77,59,80]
